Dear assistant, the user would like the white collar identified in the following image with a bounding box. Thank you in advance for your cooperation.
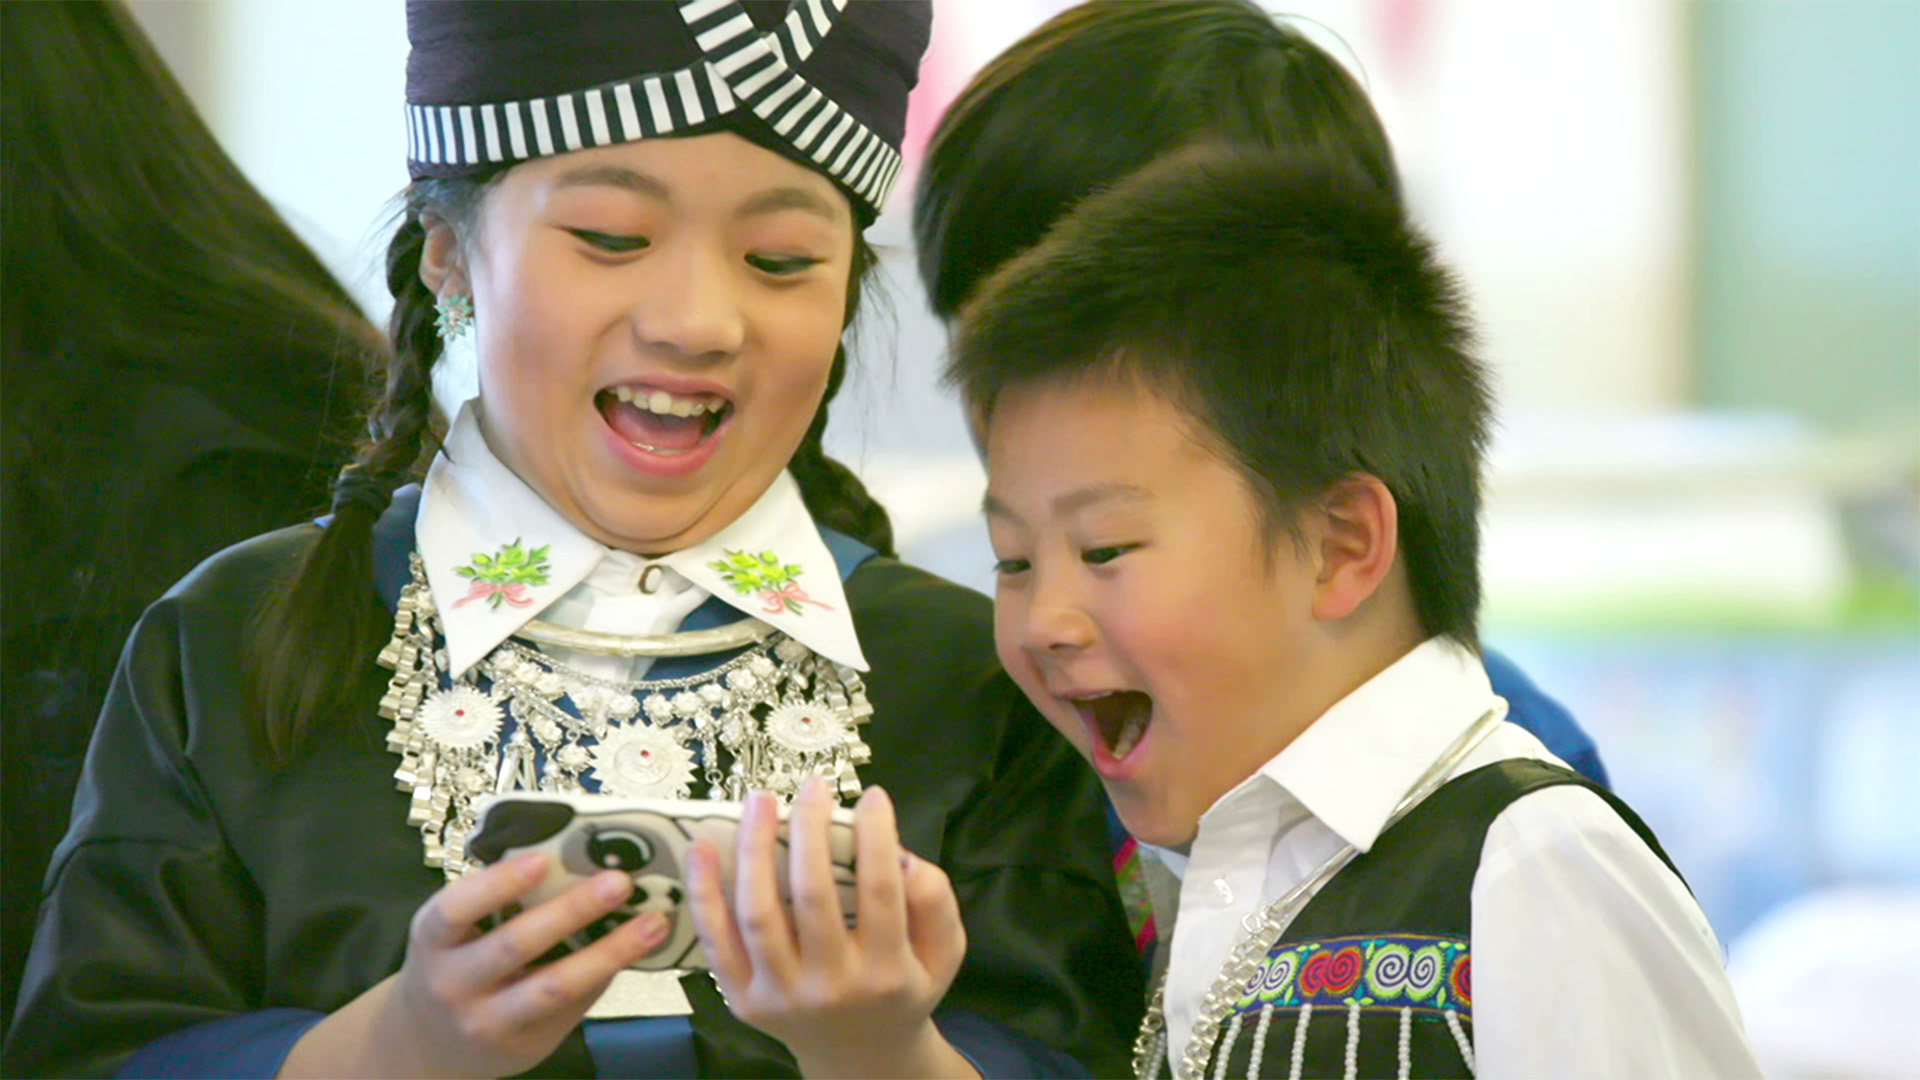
[1148,637,1506,877]
[416,403,868,678]
[1260,637,1506,852]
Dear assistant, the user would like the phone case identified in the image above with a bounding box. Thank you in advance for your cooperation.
[467,791,857,971]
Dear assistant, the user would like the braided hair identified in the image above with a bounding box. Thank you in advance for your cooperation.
[248,178,892,765]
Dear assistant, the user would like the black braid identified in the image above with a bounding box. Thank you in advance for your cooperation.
[787,237,897,556]
[246,205,452,765]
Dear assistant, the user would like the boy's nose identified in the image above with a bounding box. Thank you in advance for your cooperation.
[630,245,745,359]
[1022,601,1096,656]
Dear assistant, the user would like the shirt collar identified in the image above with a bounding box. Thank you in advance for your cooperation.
[1261,637,1506,853]
[417,403,868,678]
[1146,637,1507,877]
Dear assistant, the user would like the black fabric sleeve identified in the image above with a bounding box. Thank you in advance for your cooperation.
[3,599,272,1079]
[2,446,331,1037]
[841,558,1146,1078]
[936,673,1146,1078]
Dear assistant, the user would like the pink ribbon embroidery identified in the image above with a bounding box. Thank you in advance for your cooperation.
[455,580,535,608]
[759,581,833,615]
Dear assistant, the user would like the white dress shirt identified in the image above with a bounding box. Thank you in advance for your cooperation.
[1147,638,1763,1077]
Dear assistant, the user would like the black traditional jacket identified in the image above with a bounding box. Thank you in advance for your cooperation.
[4,496,1145,1078]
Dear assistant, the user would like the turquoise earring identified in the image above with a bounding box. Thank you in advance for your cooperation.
[434,293,473,342]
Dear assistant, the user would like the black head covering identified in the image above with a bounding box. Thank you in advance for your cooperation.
[404,0,931,221]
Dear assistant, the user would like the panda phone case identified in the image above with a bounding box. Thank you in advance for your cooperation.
[467,791,858,971]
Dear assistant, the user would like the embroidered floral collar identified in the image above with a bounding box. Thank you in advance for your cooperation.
[417,403,867,678]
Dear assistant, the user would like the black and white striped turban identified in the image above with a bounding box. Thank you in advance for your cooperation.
[404,0,931,221]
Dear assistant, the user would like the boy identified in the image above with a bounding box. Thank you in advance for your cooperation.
[947,148,1761,1078]
[915,0,1609,792]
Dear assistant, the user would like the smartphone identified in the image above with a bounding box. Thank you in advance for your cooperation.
[467,791,857,971]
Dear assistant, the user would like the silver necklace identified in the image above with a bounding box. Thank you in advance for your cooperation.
[1133,707,1506,1080]
[378,553,874,878]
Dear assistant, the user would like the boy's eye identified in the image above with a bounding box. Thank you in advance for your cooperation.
[993,558,1031,576]
[570,229,649,254]
[1081,545,1136,566]
[747,253,822,276]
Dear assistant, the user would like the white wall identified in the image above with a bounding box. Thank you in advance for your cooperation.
[131,0,410,318]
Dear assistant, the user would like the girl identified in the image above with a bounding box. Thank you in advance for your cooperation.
[3,4,1141,1077]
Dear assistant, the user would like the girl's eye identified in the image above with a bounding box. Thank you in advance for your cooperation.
[747,253,822,276]
[570,229,648,254]
[1081,545,1136,566]
[993,558,1031,576]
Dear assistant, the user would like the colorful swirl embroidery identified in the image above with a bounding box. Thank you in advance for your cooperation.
[1234,934,1471,1022]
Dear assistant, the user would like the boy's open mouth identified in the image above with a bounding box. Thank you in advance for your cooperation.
[1077,690,1152,761]
[597,384,732,455]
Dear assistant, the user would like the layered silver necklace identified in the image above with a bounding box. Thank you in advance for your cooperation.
[1133,708,1505,1080]
[377,553,874,878]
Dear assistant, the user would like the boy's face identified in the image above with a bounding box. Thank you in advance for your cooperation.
[984,378,1326,849]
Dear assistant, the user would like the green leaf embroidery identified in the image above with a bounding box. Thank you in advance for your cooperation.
[454,538,552,609]
[707,548,831,615]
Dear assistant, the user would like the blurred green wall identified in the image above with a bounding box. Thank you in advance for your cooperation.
[1691,0,1920,433]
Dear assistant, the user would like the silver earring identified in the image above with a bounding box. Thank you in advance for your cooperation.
[434,293,473,342]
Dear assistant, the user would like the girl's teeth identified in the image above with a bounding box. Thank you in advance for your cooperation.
[610,386,716,416]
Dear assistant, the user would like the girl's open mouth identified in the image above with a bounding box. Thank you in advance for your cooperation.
[596,385,731,455]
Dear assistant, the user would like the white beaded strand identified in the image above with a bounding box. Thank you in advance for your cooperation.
[1343,998,1363,1080]
[1444,1008,1477,1076]
[1287,1001,1313,1080]
[1397,1006,1413,1080]
[1213,1012,1244,1080]
[1247,1004,1276,1078]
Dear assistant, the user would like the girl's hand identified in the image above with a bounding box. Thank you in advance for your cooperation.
[279,852,668,1079]
[688,778,977,1079]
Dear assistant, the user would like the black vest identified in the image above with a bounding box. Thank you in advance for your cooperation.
[1191,759,1679,1079]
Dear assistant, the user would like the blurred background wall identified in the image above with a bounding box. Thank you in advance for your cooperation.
[127,2,1919,1074]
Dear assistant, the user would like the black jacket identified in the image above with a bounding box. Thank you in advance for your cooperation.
[4,503,1144,1077]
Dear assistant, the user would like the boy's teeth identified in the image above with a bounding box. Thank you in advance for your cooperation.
[1089,691,1151,760]
[1109,706,1147,759]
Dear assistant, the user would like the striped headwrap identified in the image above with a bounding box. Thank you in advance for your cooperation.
[404,0,930,221]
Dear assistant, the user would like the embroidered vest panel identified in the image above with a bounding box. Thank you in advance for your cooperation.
[1203,759,1679,1078]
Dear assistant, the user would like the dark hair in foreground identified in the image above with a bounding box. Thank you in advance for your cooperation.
[915,0,1397,318]
[0,0,382,753]
[0,0,380,449]
[246,175,895,766]
[948,148,1491,647]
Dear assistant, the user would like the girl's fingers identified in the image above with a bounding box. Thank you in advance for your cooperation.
[484,911,671,1030]
[786,776,851,961]
[449,868,633,987]
[850,784,910,957]
[685,838,753,990]
[732,789,802,986]
[410,851,548,950]
[901,851,966,978]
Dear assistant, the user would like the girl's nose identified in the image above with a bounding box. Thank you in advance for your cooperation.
[630,242,745,360]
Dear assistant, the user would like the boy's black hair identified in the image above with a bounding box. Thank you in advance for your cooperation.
[948,147,1490,647]
[914,0,1397,319]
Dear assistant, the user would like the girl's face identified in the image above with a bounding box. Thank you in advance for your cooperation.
[447,132,854,554]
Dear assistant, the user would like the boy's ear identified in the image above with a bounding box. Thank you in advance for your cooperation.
[418,213,469,297]
[1310,473,1399,622]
